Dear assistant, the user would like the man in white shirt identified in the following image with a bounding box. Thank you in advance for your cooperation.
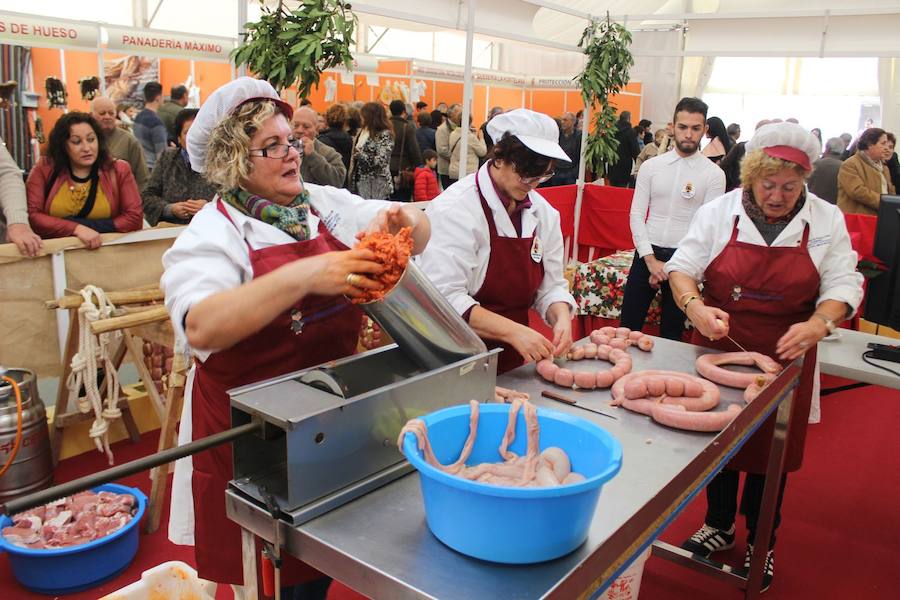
[619,97,725,339]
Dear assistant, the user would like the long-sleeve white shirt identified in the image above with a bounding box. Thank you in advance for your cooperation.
[630,149,725,257]
[665,188,864,313]
[160,183,393,361]
[417,163,576,323]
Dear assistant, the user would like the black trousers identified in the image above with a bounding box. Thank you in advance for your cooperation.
[439,174,457,190]
[619,245,685,340]
[389,185,412,201]
[704,469,789,549]
[281,577,332,600]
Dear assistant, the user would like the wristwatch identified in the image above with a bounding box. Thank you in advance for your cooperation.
[812,313,836,334]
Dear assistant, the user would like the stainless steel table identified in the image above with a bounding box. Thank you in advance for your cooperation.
[226,336,801,599]
[817,328,900,390]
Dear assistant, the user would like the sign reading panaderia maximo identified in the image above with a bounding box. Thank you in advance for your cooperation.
[105,26,234,62]
[0,11,97,50]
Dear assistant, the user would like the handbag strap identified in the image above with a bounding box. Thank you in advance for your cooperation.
[74,167,101,219]
[397,122,407,170]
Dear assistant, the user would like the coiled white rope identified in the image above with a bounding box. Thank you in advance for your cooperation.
[65,285,122,465]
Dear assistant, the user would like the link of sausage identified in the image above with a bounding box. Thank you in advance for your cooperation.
[650,403,742,432]
[695,351,781,389]
[589,327,654,352]
[743,373,777,402]
[536,342,633,390]
[610,370,737,432]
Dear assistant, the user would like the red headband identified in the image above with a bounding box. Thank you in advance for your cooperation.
[763,145,811,171]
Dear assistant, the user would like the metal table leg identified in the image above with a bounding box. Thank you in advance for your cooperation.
[744,391,794,599]
[241,527,259,600]
[650,365,800,598]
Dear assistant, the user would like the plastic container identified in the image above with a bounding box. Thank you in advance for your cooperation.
[0,483,147,595]
[604,547,651,600]
[401,403,622,564]
[100,561,215,600]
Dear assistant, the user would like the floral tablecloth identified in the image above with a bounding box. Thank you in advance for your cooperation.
[571,249,662,325]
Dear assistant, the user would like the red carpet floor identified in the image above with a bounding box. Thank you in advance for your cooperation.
[2,375,898,599]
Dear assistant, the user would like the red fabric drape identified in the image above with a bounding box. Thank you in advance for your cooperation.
[843,213,877,259]
[576,185,634,260]
[537,185,576,239]
[540,184,634,261]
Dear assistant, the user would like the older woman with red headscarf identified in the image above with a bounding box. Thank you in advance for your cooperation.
[666,122,863,591]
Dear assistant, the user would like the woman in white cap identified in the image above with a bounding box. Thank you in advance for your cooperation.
[418,108,576,373]
[161,77,429,597]
[666,122,863,590]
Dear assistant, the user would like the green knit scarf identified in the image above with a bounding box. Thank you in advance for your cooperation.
[220,187,311,241]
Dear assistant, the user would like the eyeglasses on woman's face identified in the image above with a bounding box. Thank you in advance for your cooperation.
[249,137,303,160]
[518,170,555,186]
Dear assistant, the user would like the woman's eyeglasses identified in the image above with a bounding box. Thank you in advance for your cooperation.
[249,138,303,159]
[518,171,555,186]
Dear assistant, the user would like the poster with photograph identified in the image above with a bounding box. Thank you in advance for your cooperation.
[103,56,159,107]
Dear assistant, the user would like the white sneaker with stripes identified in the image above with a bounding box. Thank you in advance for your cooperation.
[743,544,775,593]
[680,523,736,558]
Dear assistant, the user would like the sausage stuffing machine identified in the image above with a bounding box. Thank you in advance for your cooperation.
[227,262,499,525]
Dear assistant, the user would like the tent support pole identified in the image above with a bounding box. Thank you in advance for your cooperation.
[458,0,477,180]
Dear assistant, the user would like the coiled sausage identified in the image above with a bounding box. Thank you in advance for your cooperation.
[695,352,781,389]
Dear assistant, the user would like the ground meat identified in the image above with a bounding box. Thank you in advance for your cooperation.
[352,226,413,304]
[2,491,136,549]
[398,398,585,487]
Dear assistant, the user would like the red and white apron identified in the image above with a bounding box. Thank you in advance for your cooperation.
[692,218,819,474]
[472,178,545,374]
[189,200,362,584]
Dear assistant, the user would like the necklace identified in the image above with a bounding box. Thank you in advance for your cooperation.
[70,171,91,184]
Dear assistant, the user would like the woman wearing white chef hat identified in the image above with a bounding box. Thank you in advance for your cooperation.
[666,121,863,590]
[161,77,429,597]
[419,108,577,373]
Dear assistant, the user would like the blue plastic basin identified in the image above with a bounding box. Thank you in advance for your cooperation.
[0,483,147,595]
[401,403,622,564]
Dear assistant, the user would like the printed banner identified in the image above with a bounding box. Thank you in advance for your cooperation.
[106,26,234,62]
[104,56,160,106]
[0,12,97,49]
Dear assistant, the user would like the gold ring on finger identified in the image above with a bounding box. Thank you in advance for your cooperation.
[346,273,360,287]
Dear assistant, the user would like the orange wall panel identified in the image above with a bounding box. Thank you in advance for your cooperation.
[192,61,231,105]
[566,91,585,115]
[485,86,523,112]
[304,75,328,110]
[32,48,101,141]
[376,60,411,76]
[160,58,190,98]
[472,84,487,127]
[433,81,463,107]
[531,90,566,119]
[609,93,641,122]
[355,75,375,103]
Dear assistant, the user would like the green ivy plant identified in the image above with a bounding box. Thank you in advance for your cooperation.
[576,14,634,177]
[232,0,358,96]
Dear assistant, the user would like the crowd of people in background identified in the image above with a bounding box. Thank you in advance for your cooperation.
[0,77,897,258]
[608,107,899,218]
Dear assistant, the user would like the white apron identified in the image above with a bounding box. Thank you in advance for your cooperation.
[167,364,196,546]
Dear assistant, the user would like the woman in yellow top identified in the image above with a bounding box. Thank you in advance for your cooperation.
[27,112,143,248]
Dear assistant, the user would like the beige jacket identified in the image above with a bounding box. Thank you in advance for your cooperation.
[435,121,457,176]
[0,142,27,242]
[837,152,895,215]
[448,128,487,180]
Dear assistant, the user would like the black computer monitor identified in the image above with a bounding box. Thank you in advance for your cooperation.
[863,194,900,329]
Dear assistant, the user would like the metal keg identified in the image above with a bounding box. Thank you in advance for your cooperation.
[0,368,53,501]
[360,260,487,370]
